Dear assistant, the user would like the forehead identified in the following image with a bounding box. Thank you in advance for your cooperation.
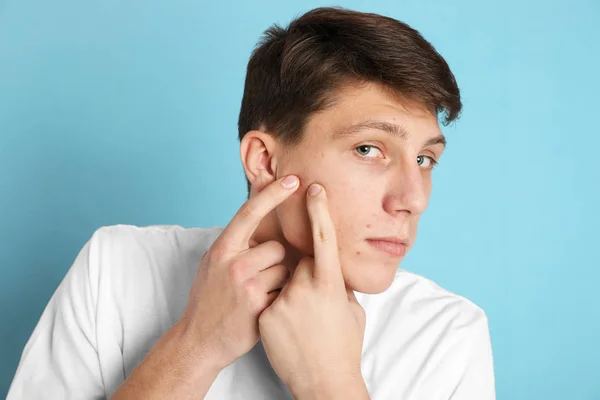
[305,83,442,142]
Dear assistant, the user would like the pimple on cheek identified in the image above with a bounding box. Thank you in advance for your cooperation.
[356,251,361,255]
[366,224,371,228]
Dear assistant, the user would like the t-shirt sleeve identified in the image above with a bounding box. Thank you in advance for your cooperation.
[448,315,496,400]
[412,309,497,400]
[6,236,106,399]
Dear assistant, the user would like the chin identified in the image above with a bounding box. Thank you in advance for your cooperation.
[343,259,399,294]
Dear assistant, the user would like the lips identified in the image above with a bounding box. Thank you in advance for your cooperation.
[366,238,409,257]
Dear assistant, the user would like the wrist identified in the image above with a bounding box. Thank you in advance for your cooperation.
[111,320,223,400]
[170,319,223,378]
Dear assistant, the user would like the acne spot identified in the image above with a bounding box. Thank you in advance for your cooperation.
[366,224,372,228]
[356,251,361,256]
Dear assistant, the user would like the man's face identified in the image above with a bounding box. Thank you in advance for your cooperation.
[275,83,445,294]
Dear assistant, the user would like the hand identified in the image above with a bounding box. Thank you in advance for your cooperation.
[177,175,300,371]
[258,183,368,399]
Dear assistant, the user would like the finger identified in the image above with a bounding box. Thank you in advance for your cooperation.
[305,183,343,286]
[240,240,286,275]
[258,264,290,293]
[289,256,314,287]
[217,175,300,253]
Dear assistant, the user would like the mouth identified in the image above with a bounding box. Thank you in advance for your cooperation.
[365,237,409,257]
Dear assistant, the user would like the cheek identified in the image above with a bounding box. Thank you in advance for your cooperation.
[275,155,383,254]
[276,182,313,255]
[275,178,360,256]
[326,178,379,230]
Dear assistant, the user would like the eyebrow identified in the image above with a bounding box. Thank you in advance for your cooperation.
[332,120,447,149]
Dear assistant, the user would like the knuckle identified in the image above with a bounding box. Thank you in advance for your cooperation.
[244,277,263,298]
[243,277,260,296]
[228,259,247,283]
[244,280,266,313]
[208,244,226,263]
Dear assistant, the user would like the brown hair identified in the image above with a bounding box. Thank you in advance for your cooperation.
[238,7,461,186]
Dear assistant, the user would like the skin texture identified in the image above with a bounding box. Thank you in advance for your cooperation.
[242,82,445,294]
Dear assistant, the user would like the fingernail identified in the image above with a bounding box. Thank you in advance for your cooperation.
[281,175,299,189]
[308,183,322,196]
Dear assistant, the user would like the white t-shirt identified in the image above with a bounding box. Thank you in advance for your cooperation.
[7,224,496,399]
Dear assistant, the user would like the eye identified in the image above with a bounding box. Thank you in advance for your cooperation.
[355,145,383,159]
[417,155,438,169]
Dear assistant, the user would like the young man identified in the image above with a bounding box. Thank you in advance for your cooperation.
[8,7,495,400]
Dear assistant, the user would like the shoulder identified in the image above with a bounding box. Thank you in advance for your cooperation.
[359,268,490,355]
[86,224,224,269]
[366,268,487,324]
[88,224,224,250]
[83,224,224,301]
[358,269,493,397]
[83,224,225,340]
[392,268,488,326]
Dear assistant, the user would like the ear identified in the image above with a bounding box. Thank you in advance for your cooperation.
[240,130,280,192]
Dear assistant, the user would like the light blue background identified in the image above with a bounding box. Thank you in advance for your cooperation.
[1,0,598,398]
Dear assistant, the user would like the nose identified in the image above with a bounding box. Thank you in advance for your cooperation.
[382,160,429,216]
